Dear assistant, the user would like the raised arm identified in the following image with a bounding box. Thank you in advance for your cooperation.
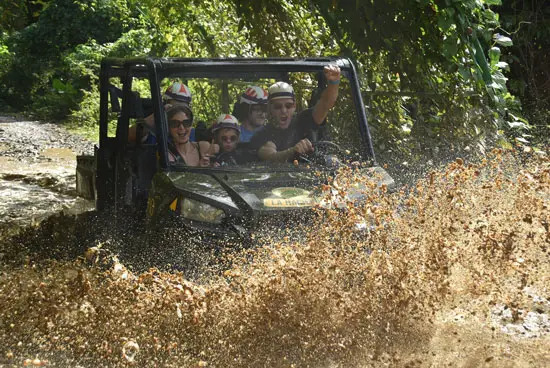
[311,64,341,125]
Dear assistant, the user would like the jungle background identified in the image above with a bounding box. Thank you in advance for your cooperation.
[0,2,549,366]
[0,0,548,168]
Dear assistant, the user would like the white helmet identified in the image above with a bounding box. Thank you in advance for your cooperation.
[268,81,294,101]
[212,114,240,134]
[163,82,192,105]
[240,86,268,104]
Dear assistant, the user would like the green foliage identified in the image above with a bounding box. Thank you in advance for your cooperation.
[0,32,13,110]
[0,0,543,159]
[0,0,138,114]
[0,0,49,32]
[107,28,154,57]
[29,78,80,121]
[498,1,550,143]
[137,0,333,124]
[233,0,333,56]
[66,84,101,140]
[211,0,530,166]
[139,0,247,57]
[140,0,332,58]
[0,32,11,70]
[63,41,110,86]
[300,0,526,156]
[63,30,154,129]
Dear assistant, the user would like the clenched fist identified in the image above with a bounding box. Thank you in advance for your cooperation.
[324,64,341,83]
[294,138,314,155]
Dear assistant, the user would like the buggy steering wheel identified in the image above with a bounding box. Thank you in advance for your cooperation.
[297,140,344,166]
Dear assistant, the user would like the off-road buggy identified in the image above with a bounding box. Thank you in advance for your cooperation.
[76,57,394,242]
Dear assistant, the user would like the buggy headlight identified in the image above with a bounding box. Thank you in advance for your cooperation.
[181,198,225,224]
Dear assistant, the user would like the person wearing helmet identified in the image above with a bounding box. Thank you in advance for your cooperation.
[213,114,240,154]
[162,82,199,142]
[212,114,239,166]
[232,86,268,142]
[166,105,215,167]
[249,64,341,163]
[163,82,192,106]
[211,114,252,166]
[129,81,194,143]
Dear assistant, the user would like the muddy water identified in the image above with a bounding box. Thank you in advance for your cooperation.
[0,116,94,232]
[0,149,548,367]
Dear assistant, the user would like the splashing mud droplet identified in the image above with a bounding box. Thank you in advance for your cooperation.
[0,150,549,366]
[122,341,139,362]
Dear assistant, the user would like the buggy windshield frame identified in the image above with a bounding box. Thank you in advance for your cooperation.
[99,57,376,170]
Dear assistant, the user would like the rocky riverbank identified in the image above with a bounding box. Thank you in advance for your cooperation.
[0,114,94,233]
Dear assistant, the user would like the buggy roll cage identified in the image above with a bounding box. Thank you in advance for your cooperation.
[98,57,377,170]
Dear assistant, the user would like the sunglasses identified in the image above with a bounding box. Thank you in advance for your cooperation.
[221,135,239,143]
[168,119,193,129]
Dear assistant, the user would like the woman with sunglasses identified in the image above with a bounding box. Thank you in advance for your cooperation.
[129,81,194,144]
[166,105,216,167]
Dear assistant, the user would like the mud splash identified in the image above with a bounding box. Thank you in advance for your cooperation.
[0,150,549,367]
